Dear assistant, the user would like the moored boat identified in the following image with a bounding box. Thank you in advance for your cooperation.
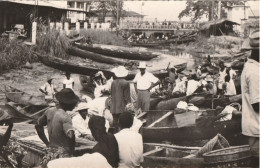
[74,43,158,61]
[69,47,128,65]
[5,85,47,106]
[143,143,203,168]
[139,109,242,143]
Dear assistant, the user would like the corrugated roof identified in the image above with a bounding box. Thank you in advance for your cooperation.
[200,19,240,30]
[0,0,89,13]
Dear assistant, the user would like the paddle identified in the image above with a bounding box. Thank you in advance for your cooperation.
[148,111,174,128]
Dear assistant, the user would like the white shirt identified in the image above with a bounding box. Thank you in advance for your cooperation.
[133,71,159,90]
[115,129,143,168]
[40,82,55,99]
[72,114,91,137]
[87,97,112,128]
[63,78,74,89]
[241,59,259,137]
[48,153,112,168]
[186,80,201,96]
[218,68,226,89]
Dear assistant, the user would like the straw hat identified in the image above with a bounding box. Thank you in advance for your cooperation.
[138,62,146,69]
[205,75,214,82]
[182,76,188,82]
[55,88,79,104]
[241,29,259,50]
[74,102,89,112]
[114,66,129,78]
[110,67,117,74]
[47,76,54,82]
[0,109,10,121]
[224,63,232,68]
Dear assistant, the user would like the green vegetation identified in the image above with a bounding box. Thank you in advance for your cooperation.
[78,29,129,47]
[36,24,71,59]
[0,38,37,73]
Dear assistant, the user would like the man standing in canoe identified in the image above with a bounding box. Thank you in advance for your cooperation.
[111,66,131,131]
[39,76,57,102]
[35,88,79,167]
[241,30,259,166]
[133,62,160,111]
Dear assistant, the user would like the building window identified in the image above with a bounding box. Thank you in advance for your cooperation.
[67,1,75,8]
[77,2,83,9]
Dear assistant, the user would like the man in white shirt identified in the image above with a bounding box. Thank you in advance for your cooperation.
[72,103,92,139]
[63,72,74,89]
[115,112,143,168]
[39,76,57,102]
[133,62,160,111]
[186,74,201,96]
[241,30,259,166]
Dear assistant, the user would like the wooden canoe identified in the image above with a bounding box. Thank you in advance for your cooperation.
[74,43,158,61]
[143,143,204,168]
[16,138,95,167]
[36,53,186,80]
[130,42,160,48]
[5,85,47,106]
[69,47,128,65]
[155,94,242,110]
[140,110,242,143]
[36,53,114,78]
[3,102,49,123]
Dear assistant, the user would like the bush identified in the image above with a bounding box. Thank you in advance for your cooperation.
[0,38,37,73]
[78,29,129,47]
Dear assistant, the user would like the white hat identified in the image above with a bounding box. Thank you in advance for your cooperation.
[138,62,146,69]
[182,76,188,81]
[224,63,231,67]
[110,67,117,73]
[114,66,129,78]
[74,102,89,112]
[198,66,201,69]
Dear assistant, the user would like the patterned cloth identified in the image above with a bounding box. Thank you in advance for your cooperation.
[40,147,70,168]
[1,139,26,167]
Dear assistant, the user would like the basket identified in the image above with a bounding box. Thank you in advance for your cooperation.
[203,145,252,165]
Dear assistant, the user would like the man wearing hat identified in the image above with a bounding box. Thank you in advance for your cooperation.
[203,75,217,95]
[36,88,79,165]
[39,76,57,102]
[111,66,131,130]
[133,62,160,111]
[241,29,259,165]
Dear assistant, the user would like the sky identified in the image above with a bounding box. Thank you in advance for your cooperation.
[124,1,259,22]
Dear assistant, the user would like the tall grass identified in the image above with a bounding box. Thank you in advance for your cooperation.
[36,24,71,59]
[0,38,37,73]
[78,29,130,47]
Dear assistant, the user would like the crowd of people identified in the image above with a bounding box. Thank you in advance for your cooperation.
[0,30,258,167]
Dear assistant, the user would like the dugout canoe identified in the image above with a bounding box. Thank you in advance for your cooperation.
[139,110,242,143]
[36,53,186,80]
[74,43,158,60]
[5,137,96,167]
[69,47,128,65]
[143,143,203,168]
[4,101,50,123]
[36,53,115,78]
[5,85,47,106]
[155,94,241,110]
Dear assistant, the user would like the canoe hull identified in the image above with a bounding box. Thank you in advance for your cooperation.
[74,43,158,60]
[141,119,241,143]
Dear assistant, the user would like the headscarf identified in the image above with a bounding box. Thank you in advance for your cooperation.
[88,116,119,167]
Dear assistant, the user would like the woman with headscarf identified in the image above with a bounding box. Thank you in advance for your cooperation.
[47,116,119,168]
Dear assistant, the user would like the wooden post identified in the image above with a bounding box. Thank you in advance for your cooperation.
[64,22,69,35]
[49,22,54,30]
[76,22,80,32]
[84,22,88,30]
[32,21,37,45]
